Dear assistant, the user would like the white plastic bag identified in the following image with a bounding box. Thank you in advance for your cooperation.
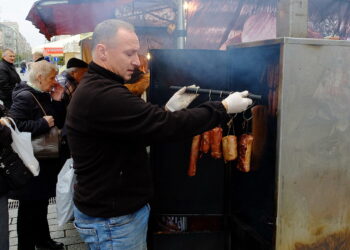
[56,158,75,227]
[1,117,40,176]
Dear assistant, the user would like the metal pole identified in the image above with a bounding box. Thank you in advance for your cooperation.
[177,0,185,49]
[277,0,308,38]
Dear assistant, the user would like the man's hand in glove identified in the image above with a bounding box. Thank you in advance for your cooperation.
[165,85,199,112]
[222,91,252,114]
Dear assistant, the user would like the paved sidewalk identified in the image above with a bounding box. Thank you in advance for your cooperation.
[8,202,87,250]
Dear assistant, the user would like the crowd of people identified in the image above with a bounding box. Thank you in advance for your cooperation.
[0,19,252,250]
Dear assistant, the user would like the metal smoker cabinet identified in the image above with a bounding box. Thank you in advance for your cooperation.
[149,38,350,250]
[228,38,350,250]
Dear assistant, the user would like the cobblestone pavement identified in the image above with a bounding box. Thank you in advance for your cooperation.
[9,202,87,250]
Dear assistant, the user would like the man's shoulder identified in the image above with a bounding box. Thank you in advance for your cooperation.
[73,76,128,109]
[0,60,8,71]
[82,73,124,90]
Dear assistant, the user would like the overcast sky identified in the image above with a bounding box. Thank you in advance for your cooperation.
[0,0,48,49]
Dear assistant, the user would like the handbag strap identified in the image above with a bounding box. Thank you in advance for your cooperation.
[1,117,19,133]
[28,92,47,116]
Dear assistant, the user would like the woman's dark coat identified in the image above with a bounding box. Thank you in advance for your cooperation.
[0,124,12,195]
[9,82,65,200]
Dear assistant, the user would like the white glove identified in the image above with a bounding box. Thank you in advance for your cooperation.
[222,90,252,114]
[166,85,199,112]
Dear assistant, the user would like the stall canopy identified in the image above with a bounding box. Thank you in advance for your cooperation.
[27,0,350,50]
[26,0,175,40]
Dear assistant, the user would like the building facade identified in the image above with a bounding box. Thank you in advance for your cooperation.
[0,22,32,62]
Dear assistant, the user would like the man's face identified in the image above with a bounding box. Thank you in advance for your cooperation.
[3,51,15,64]
[103,28,140,81]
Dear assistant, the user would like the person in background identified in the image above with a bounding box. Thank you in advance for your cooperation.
[56,57,88,107]
[66,19,252,249]
[20,61,27,76]
[9,60,66,250]
[33,51,45,62]
[0,101,12,250]
[56,57,88,164]
[0,49,21,109]
[29,52,51,72]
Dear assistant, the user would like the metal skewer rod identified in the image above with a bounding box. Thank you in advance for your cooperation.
[169,86,262,100]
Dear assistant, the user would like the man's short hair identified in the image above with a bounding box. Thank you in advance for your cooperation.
[91,19,135,49]
[2,49,14,57]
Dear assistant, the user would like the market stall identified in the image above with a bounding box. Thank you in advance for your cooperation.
[33,34,81,62]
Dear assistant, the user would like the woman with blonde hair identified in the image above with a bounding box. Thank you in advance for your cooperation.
[9,60,66,250]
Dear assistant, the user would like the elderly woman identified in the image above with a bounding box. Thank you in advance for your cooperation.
[9,61,65,250]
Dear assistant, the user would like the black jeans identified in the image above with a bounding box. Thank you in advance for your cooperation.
[17,199,51,250]
[0,194,9,250]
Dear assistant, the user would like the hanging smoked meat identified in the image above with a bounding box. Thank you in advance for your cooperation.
[210,127,223,159]
[188,135,201,176]
[237,134,254,172]
[200,131,211,153]
[251,105,268,171]
[222,135,238,162]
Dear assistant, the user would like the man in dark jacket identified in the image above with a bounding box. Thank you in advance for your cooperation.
[56,57,88,107]
[0,102,12,250]
[66,19,252,249]
[56,57,88,164]
[0,49,21,109]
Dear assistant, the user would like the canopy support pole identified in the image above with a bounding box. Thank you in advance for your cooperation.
[277,0,308,37]
[177,0,186,49]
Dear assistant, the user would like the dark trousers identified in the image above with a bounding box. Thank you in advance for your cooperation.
[0,194,9,250]
[17,199,51,250]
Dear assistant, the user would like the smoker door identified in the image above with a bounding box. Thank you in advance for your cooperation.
[225,43,281,250]
[228,37,350,249]
[149,49,229,215]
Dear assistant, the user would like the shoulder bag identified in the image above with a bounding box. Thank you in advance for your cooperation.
[0,117,36,190]
[29,92,61,159]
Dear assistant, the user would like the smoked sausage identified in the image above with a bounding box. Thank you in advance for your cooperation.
[237,134,254,172]
[188,135,201,176]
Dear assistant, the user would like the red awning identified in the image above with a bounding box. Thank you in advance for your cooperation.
[26,0,132,40]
